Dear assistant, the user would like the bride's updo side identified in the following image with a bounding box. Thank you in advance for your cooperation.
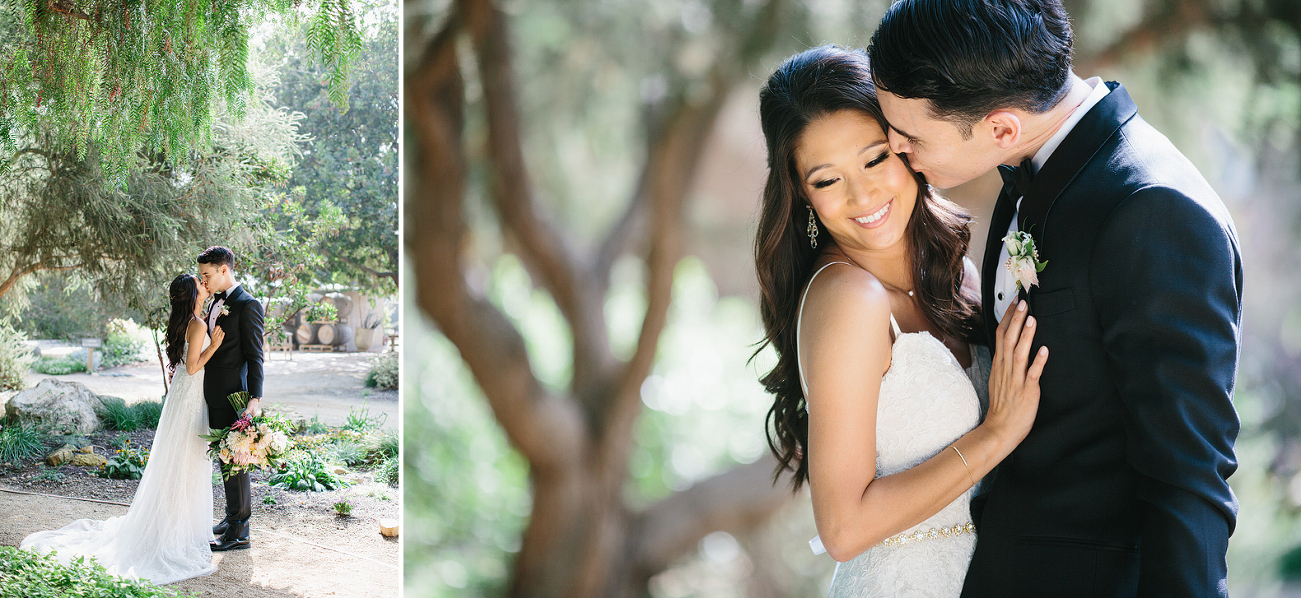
[166,274,200,370]
[754,45,981,491]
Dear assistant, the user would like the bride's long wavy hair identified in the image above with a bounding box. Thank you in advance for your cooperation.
[754,45,982,492]
[166,274,200,370]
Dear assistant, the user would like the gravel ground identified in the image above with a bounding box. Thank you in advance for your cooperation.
[0,431,399,598]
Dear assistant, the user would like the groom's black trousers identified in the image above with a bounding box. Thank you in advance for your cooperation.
[223,472,252,523]
[206,364,253,532]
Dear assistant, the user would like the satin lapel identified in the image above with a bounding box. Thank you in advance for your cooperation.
[1017,82,1138,249]
[225,286,247,307]
[982,189,1017,347]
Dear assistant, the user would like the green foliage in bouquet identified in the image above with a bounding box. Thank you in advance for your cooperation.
[269,451,348,492]
[225,391,253,412]
[201,391,294,480]
[98,445,149,480]
[0,546,196,597]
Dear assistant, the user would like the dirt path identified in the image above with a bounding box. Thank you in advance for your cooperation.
[0,481,399,598]
[13,351,397,430]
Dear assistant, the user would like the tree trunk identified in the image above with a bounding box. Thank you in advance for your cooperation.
[406,0,794,595]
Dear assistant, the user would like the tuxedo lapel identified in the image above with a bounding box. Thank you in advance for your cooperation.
[1017,82,1138,244]
[982,189,1018,347]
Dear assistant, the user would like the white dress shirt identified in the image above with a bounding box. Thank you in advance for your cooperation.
[207,283,241,332]
[992,77,1110,322]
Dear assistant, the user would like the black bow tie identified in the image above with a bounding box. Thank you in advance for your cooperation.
[998,158,1035,200]
[213,291,227,301]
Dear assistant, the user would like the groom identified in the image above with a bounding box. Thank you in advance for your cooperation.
[869,0,1242,596]
[197,245,265,552]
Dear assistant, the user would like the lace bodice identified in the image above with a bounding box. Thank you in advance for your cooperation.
[797,261,982,597]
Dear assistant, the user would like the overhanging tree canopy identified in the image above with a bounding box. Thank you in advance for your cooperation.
[0,0,363,178]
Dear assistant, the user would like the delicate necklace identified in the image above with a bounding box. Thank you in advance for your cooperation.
[839,252,915,297]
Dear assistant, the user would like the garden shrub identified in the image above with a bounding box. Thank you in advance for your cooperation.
[97,444,149,480]
[343,402,386,433]
[99,396,141,431]
[330,440,367,467]
[268,452,348,492]
[0,322,34,391]
[0,546,194,597]
[101,319,147,368]
[376,454,398,487]
[31,355,88,375]
[363,429,398,466]
[364,352,398,390]
[0,417,47,465]
[132,401,164,429]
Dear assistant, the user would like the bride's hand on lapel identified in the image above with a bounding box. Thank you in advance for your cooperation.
[985,299,1049,448]
[210,326,226,349]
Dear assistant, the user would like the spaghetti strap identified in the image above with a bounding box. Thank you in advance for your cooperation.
[889,313,903,338]
[795,262,853,399]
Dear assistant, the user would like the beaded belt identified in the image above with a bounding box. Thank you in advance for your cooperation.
[879,522,976,547]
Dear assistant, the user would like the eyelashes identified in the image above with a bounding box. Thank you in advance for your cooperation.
[810,152,892,189]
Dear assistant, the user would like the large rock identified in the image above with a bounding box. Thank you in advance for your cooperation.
[5,378,105,435]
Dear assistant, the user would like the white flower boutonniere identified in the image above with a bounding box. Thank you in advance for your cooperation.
[1002,230,1048,292]
[221,305,232,317]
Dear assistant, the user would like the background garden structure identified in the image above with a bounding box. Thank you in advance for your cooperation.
[404,0,1301,597]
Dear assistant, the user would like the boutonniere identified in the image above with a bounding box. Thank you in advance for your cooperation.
[1003,230,1048,292]
[220,305,231,317]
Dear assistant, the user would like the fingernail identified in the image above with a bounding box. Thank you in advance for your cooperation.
[1039,347,1048,355]
[1027,317,1035,327]
[1017,301,1027,311]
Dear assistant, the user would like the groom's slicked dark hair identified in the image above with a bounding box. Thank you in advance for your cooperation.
[197,246,236,270]
[868,0,1074,137]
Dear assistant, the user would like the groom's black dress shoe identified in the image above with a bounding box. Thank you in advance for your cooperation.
[210,518,250,551]
[213,517,230,536]
[210,535,250,551]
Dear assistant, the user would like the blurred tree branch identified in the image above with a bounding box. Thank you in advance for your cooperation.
[406,0,796,595]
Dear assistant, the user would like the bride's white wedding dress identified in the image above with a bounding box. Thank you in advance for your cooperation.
[21,340,217,585]
[799,262,985,598]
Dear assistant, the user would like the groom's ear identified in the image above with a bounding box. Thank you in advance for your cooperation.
[985,110,1022,150]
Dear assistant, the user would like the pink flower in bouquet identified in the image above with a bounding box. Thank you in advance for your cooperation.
[234,450,254,466]
[232,415,253,432]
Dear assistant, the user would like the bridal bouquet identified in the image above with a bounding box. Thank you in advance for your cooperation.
[201,391,293,479]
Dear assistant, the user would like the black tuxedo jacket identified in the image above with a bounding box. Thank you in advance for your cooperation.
[203,285,265,429]
[961,82,1241,597]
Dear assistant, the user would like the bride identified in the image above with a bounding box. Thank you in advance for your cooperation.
[22,273,225,584]
[755,46,1047,596]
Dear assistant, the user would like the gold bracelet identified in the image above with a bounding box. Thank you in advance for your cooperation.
[951,445,976,488]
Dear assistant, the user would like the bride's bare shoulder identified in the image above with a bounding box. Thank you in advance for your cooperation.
[185,318,206,342]
[801,258,891,334]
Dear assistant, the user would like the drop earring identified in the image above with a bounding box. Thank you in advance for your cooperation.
[807,206,819,249]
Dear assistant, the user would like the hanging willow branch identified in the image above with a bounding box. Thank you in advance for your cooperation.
[0,0,363,181]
